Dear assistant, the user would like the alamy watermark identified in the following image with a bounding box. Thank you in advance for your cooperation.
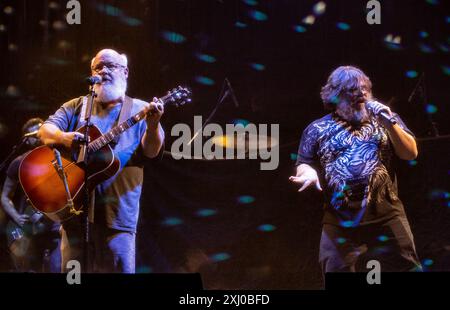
[366,259,381,284]
[366,0,381,25]
[170,116,280,170]
[66,259,81,284]
[64,1,381,26]
[66,0,81,25]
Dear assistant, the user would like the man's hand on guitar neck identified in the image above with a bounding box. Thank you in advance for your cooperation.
[144,97,164,130]
[141,98,165,159]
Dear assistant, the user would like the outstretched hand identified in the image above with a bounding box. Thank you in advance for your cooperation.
[289,169,322,192]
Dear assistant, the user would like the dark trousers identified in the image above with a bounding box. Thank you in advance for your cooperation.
[61,218,136,273]
[9,225,61,273]
[319,215,422,274]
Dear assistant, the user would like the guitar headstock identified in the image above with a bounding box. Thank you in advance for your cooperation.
[162,86,192,108]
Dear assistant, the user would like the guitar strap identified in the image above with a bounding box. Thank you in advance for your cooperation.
[119,96,134,127]
[67,96,84,132]
[77,94,134,147]
[77,95,134,220]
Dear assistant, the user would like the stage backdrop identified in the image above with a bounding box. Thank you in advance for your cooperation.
[0,0,449,288]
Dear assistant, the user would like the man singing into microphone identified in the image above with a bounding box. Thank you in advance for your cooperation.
[289,66,422,274]
[39,49,165,273]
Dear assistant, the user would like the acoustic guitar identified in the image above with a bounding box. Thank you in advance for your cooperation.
[19,86,191,222]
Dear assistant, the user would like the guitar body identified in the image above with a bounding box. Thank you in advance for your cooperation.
[19,125,120,222]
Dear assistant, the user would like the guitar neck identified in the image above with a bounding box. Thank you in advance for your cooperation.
[87,94,172,153]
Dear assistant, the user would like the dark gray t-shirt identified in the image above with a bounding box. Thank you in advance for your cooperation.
[296,112,414,227]
[7,154,29,214]
[45,96,152,232]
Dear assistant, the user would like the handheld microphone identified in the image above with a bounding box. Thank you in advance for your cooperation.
[86,75,102,85]
[366,101,397,125]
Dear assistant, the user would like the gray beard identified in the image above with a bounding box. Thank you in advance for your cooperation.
[95,79,127,103]
[336,103,370,124]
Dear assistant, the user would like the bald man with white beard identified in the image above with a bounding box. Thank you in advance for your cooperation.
[39,49,165,273]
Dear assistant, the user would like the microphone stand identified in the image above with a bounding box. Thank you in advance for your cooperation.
[187,79,231,146]
[201,79,230,128]
[421,75,439,137]
[81,84,96,273]
[0,137,29,173]
[408,73,439,137]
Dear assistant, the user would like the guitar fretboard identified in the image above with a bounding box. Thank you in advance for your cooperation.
[88,110,146,153]
[87,91,177,153]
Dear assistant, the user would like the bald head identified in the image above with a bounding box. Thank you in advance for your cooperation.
[91,49,128,71]
[90,49,129,103]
